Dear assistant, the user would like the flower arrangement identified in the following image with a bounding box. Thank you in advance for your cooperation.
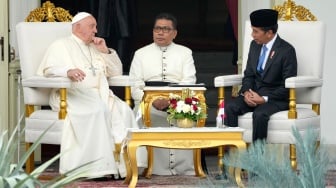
[166,88,207,122]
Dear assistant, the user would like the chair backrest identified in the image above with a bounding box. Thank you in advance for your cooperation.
[16,22,72,105]
[242,21,326,104]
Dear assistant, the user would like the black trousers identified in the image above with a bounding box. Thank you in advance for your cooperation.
[225,96,288,141]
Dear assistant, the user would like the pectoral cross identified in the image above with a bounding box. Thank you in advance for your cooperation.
[89,64,97,76]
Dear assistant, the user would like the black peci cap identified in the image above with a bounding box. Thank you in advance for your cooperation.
[250,9,278,27]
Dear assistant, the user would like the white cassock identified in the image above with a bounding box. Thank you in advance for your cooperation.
[37,34,147,178]
[129,42,197,175]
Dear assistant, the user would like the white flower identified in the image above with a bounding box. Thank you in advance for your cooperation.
[190,108,195,114]
[175,101,185,113]
[182,104,191,113]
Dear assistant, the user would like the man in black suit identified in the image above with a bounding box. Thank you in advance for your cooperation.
[225,9,297,141]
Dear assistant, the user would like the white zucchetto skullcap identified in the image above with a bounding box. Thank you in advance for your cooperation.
[71,12,92,24]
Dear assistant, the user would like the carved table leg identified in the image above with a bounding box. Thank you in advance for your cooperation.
[193,149,206,177]
[234,142,247,188]
[127,143,139,188]
[123,145,132,184]
[144,146,153,178]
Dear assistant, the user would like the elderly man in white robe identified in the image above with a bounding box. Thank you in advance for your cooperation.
[37,12,146,179]
[129,13,197,175]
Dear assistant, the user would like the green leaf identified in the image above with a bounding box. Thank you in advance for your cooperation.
[222,126,328,187]
[0,113,99,187]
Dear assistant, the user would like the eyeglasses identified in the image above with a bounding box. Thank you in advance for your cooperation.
[153,26,174,33]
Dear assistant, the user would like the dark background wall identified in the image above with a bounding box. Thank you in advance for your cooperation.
[43,0,235,71]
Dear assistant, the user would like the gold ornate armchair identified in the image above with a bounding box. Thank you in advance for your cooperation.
[16,2,72,173]
[214,1,326,170]
[16,1,133,173]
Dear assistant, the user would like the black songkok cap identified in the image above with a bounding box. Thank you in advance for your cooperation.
[250,9,278,27]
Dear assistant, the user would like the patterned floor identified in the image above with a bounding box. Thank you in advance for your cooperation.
[40,155,239,188]
[39,155,336,187]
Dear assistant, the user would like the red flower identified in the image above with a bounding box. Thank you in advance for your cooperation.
[192,104,198,111]
[185,97,193,104]
[170,98,177,105]
[192,97,199,102]
[171,103,177,109]
[169,98,178,109]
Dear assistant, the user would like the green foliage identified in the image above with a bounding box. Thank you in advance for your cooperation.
[222,126,329,188]
[0,115,97,188]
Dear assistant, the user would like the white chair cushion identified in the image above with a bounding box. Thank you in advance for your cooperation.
[22,76,72,105]
[242,21,326,79]
[108,75,134,86]
[16,22,72,105]
[16,22,72,79]
[214,74,243,87]
[25,110,64,144]
[22,76,72,88]
[239,108,320,143]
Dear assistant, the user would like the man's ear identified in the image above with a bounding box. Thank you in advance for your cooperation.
[173,30,177,39]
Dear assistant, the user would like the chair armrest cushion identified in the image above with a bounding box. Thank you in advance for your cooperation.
[108,75,134,87]
[214,74,243,87]
[22,76,71,88]
[285,76,323,88]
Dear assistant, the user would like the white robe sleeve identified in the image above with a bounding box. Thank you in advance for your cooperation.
[43,66,70,77]
[129,52,145,103]
[180,48,197,84]
[37,38,75,77]
[103,48,123,77]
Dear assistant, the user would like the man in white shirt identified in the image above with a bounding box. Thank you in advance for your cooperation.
[129,12,197,175]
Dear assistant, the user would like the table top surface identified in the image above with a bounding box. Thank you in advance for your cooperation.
[144,86,207,91]
[127,127,244,133]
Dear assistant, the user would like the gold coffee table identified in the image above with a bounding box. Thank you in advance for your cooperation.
[123,127,246,188]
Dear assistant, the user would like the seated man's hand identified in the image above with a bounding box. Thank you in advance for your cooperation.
[67,68,86,82]
[152,98,170,111]
[244,91,257,107]
[244,89,265,107]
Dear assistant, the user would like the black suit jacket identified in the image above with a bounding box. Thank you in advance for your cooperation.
[240,35,297,105]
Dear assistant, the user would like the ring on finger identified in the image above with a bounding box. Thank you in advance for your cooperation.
[75,73,79,76]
